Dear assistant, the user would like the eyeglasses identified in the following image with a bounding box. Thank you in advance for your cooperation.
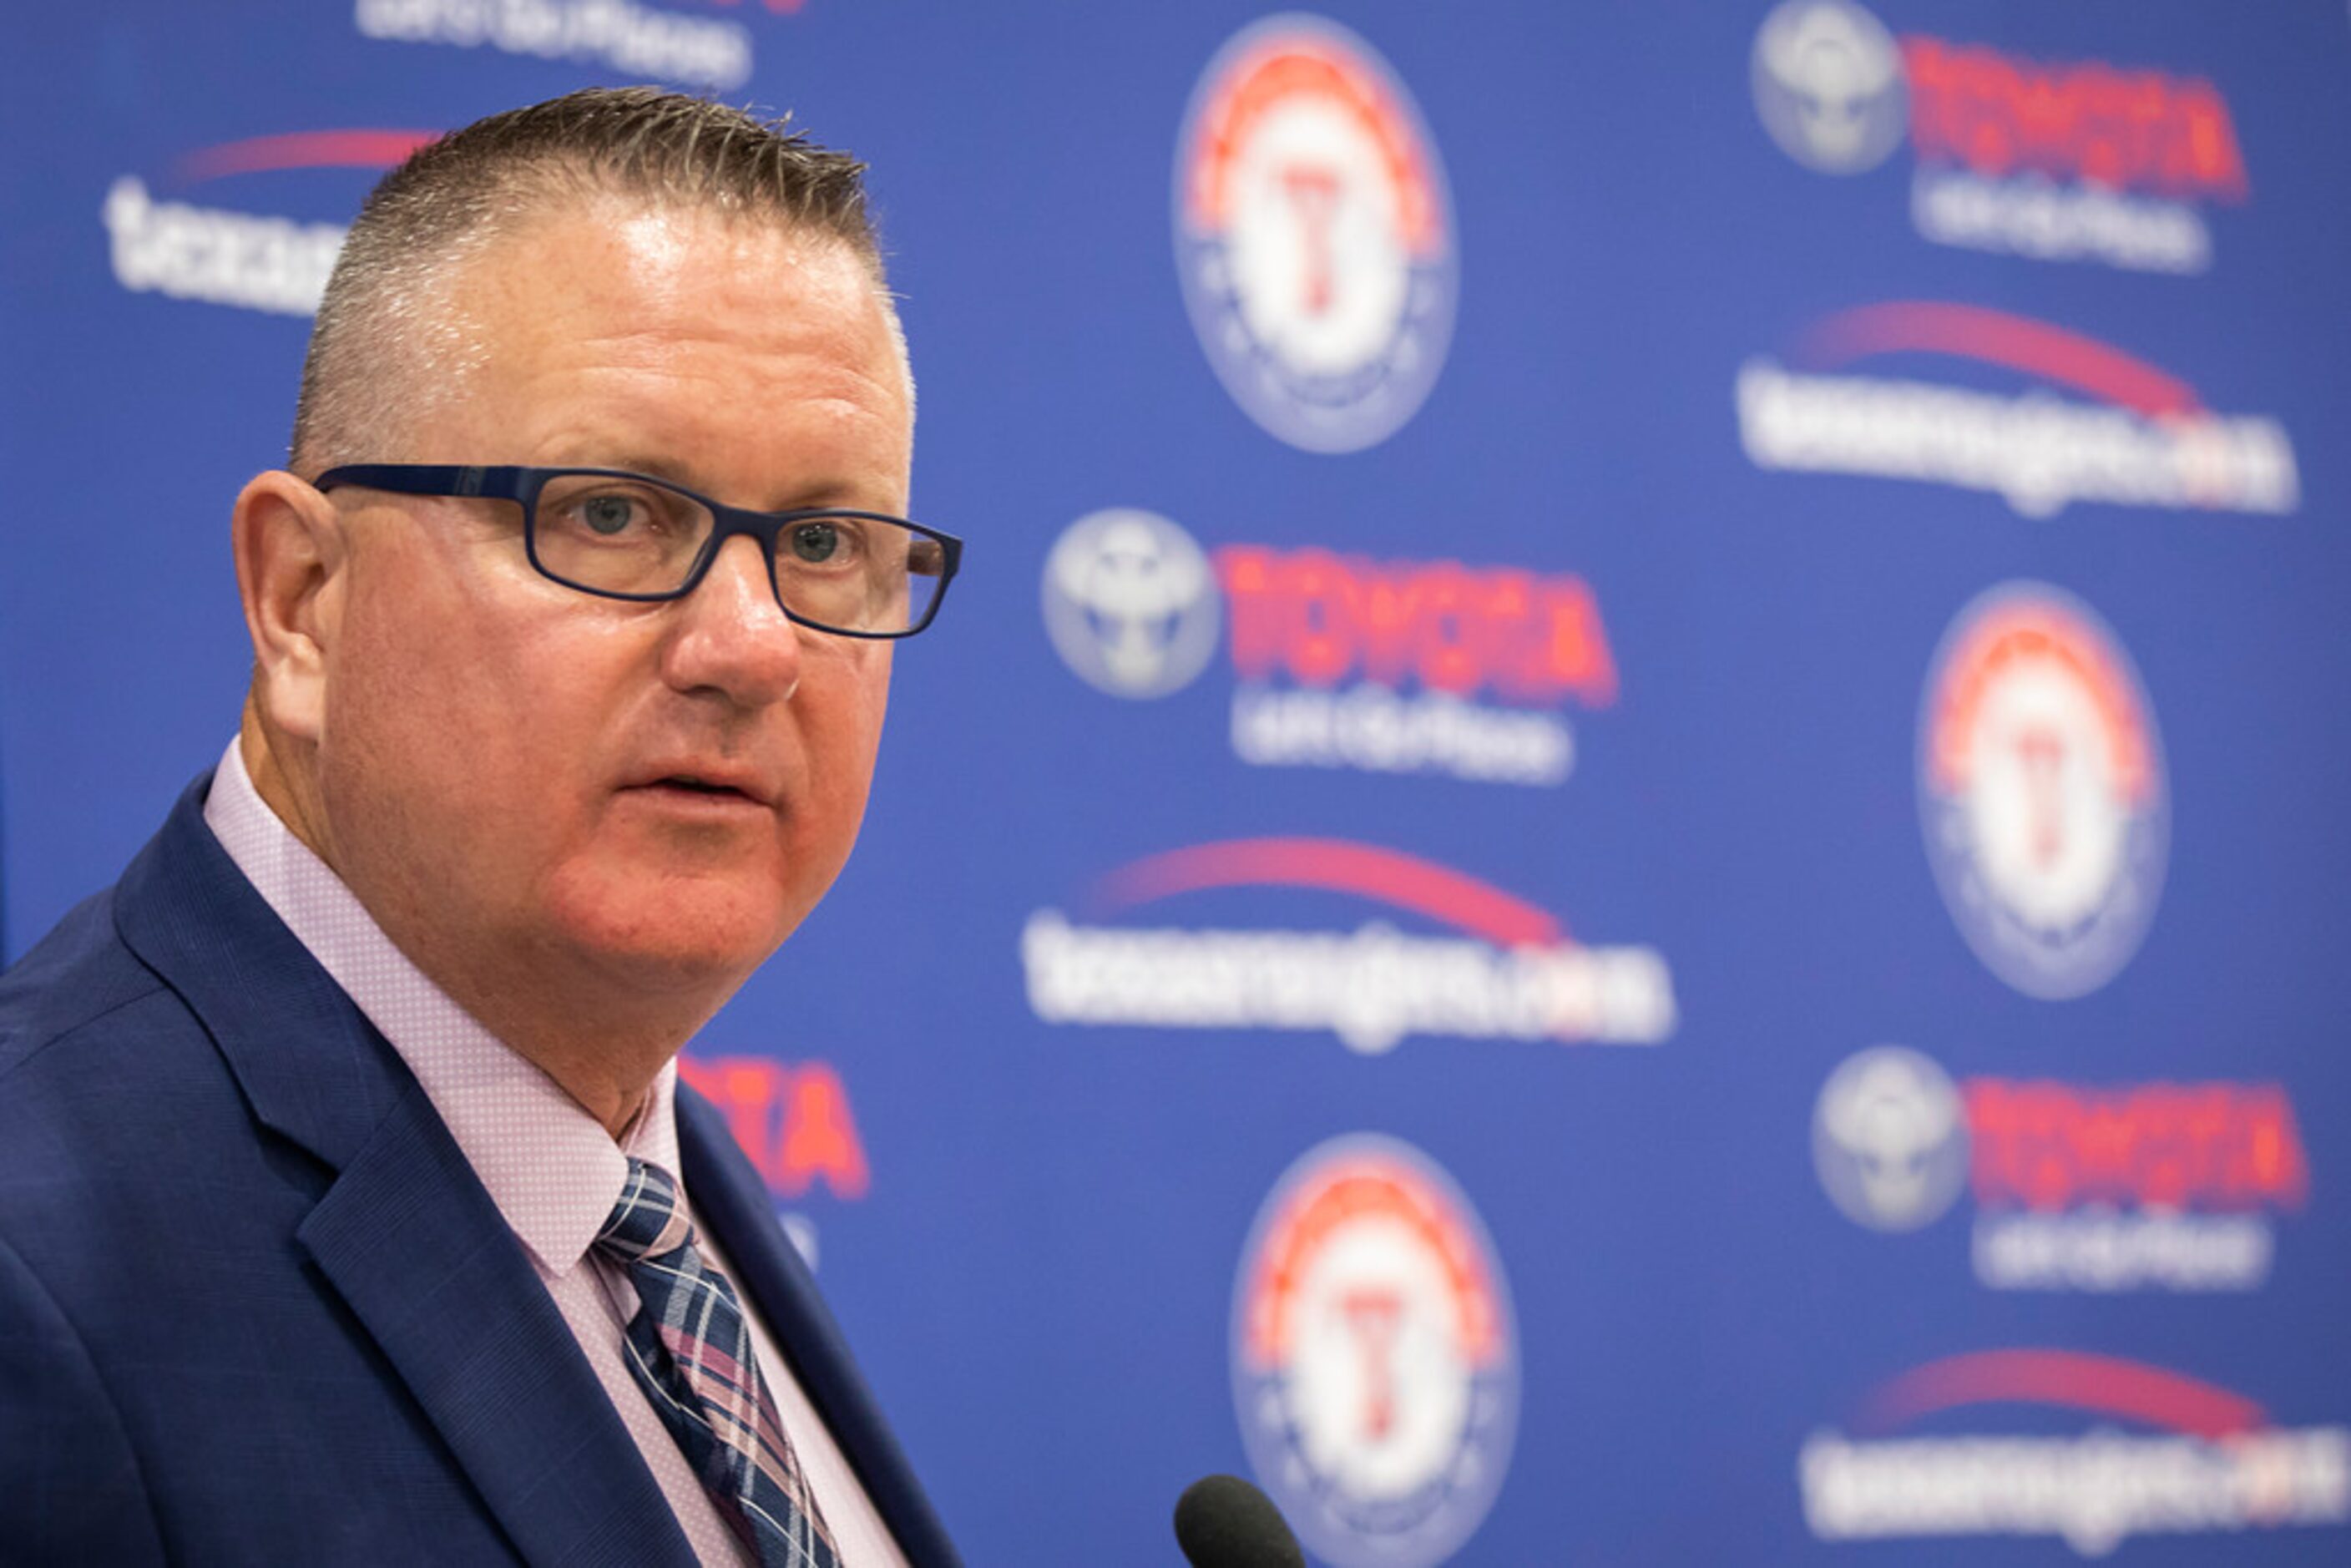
[313,464,962,640]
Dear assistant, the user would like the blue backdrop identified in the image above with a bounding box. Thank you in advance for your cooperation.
[5,3,2348,1563]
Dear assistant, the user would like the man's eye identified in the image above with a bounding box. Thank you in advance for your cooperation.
[579,495,640,537]
[788,521,842,563]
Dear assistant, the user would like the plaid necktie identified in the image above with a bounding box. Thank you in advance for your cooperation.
[595,1159,841,1568]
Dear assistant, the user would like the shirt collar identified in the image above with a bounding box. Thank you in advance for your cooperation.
[202,736,676,1276]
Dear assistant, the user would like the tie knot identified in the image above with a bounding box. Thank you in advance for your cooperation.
[596,1158,697,1263]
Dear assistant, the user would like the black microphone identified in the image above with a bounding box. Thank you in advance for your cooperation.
[1173,1473,1306,1568]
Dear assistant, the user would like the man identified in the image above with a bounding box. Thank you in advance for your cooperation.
[0,88,962,1566]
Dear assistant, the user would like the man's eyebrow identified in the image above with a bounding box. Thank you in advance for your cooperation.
[582,453,700,486]
[559,454,899,514]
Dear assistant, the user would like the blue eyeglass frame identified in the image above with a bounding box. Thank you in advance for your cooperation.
[311,463,963,640]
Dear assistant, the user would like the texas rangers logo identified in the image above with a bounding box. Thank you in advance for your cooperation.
[1174,14,1456,453]
[1918,584,2167,999]
[1232,1135,1517,1568]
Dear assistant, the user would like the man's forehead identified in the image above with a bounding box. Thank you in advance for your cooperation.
[377,202,908,491]
[458,194,876,315]
[427,205,899,396]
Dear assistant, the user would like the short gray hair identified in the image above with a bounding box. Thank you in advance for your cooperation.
[291,86,893,473]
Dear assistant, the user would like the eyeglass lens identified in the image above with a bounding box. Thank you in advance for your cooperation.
[528,472,945,634]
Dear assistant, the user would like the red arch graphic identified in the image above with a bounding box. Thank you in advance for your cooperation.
[1856,1349,2268,1439]
[1797,301,2204,418]
[1089,837,1566,948]
[174,129,441,186]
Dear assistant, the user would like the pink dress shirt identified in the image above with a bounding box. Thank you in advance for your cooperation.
[204,739,907,1568]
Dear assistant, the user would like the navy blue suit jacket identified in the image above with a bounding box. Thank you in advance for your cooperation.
[0,777,960,1566]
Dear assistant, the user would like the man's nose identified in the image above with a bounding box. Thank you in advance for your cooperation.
[659,534,803,707]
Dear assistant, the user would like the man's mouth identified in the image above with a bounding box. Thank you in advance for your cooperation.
[659,776,746,797]
[623,766,774,807]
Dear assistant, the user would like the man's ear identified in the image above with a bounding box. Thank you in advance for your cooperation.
[231,470,347,744]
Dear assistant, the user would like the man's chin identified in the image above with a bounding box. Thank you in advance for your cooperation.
[538,872,801,996]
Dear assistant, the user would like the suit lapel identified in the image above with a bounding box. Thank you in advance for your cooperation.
[115,777,699,1568]
[680,1088,963,1568]
[301,1077,696,1568]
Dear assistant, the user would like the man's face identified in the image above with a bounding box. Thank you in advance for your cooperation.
[313,200,912,1011]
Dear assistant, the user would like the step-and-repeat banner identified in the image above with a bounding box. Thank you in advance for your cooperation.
[4,3,2348,1562]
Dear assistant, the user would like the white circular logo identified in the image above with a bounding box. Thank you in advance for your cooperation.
[1231,1134,1517,1568]
[1041,508,1221,699]
[1813,1046,1969,1232]
[1752,0,1909,174]
[1174,14,1457,454]
[1919,583,2169,1000]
